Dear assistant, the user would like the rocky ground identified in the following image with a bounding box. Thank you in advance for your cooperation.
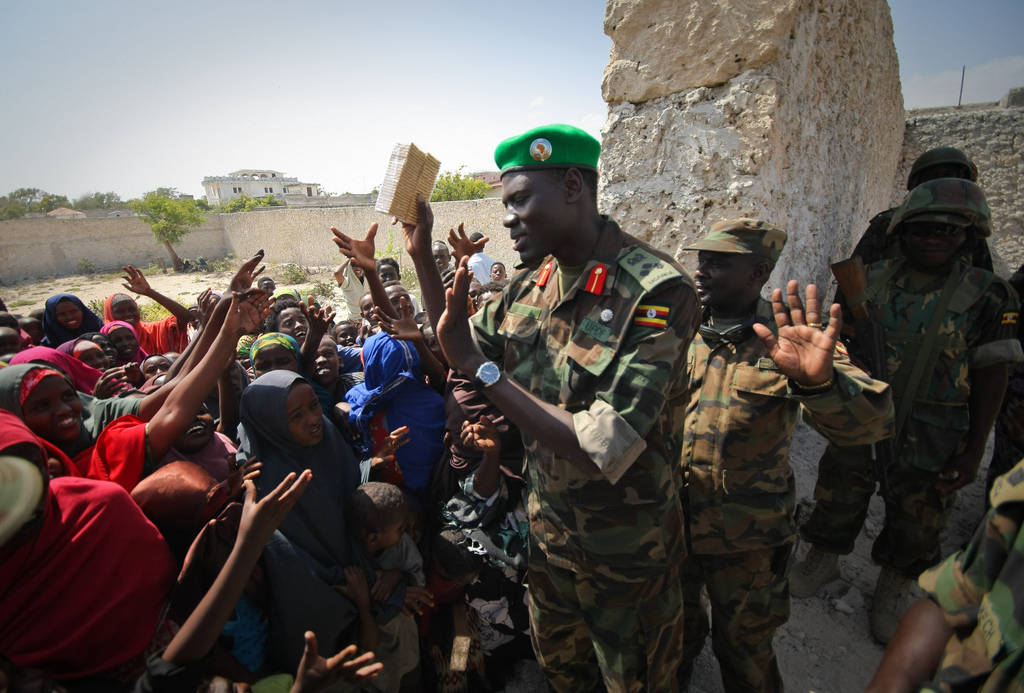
[2,272,991,693]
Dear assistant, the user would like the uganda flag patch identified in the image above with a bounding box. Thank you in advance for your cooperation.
[634,304,669,328]
[1002,312,1019,326]
[834,341,849,357]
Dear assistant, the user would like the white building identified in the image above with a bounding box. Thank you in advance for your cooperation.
[201,169,320,206]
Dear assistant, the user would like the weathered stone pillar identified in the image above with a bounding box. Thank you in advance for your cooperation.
[599,0,904,291]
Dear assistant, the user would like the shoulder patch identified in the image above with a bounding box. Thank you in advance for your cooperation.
[990,461,1024,507]
[618,248,681,292]
[1002,312,1019,326]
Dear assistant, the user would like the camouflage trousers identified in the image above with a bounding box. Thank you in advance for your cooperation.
[801,443,956,577]
[678,547,790,693]
[527,546,684,693]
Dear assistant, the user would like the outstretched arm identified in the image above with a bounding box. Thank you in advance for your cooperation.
[290,633,381,693]
[436,259,600,477]
[146,290,274,459]
[332,224,398,320]
[162,470,311,664]
[398,196,447,335]
[374,296,446,393]
[122,265,193,330]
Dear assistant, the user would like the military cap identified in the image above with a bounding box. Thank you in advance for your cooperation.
[684,218,787,264]
[907,146,976,190]
[494,124,600,175]
[887,178,992,237]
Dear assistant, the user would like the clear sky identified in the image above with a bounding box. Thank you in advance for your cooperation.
[0,0,1020,202]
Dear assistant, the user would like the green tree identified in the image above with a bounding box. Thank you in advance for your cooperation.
[430,166,492,202]
[224,194,284,213]
[129,191,207,271]
[72,191,123,210]
[0,196,26,220]
[36,193,71,213]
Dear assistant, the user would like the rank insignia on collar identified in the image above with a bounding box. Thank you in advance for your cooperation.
[584,264,607,294]
[634,304,669,328]
[536,261,555,287]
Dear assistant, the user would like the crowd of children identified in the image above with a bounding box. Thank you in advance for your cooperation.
[0,228,530,692]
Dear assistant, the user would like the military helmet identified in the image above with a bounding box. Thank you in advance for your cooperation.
[887,178,992,237]
[906,147,976,190]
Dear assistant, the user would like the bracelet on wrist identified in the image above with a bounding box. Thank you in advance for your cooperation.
[792,373,835,395]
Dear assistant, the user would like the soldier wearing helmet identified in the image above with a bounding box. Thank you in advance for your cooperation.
[848,146,992,272]
[792,179,1022,643]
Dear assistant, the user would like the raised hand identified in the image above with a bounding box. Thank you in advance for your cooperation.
[435,257,485,374]
[290,633,381,693]
[395,194,434,257]
[752,281,840,388]
[93,366,131,399]
[121,265,152,295]
[374,426,410,464]
[196,288,217,328]
[302,295,336,335]
[226,289,275,337]
[332,224,379,274]
[461,415,501,453]
[226,457,263,499]
[229,249,266,292]
[333,257,351,285]
[237,469,311,550]
[446,222,487,264]
[374,297,420,343]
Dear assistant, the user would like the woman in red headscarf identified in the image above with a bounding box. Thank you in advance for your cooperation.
[0,410,178,681]
[103,265,193,355]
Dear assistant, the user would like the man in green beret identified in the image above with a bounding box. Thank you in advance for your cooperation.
[396,124,701,692]
[793,179,1023,643]
[669,218,893,691]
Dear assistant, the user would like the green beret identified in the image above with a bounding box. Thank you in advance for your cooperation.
[684,218,787,264]
[494,124,600,175]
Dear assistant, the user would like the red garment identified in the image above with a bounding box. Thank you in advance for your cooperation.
[10,346,102,395]
[102,295,187,355]
[0,412,176,679]
[369,410,406,487]
[87,414,148,492]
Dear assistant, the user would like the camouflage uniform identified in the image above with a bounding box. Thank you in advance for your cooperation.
[803,180,1023,577]
[669,296,893,692]
[471,217,700,692]
[915,458,1024,692]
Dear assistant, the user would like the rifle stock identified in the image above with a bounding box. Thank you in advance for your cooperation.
[831,257,894,499]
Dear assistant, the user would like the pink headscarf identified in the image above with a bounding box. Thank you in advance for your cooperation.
[100,320,149,366]
[9,346,102,395]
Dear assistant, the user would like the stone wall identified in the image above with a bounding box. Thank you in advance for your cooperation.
[0,216,228,282]
[218,198,514,273]
[600,0,905,293]
[0,199,513,283]
[890,100,1024,276]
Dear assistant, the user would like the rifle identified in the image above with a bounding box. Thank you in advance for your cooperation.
[830,257,895,499]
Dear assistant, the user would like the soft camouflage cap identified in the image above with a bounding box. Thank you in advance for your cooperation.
[684,218,787,264]
[495,124,600,175]
[887,178,992,237]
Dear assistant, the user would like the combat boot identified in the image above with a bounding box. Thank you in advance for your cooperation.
[871,567,912,644]
[789,546,840,598]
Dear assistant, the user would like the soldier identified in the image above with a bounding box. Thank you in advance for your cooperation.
[865,457,1024,692]
[670,219,893,692]
[372,123,701,692]
[792,179,1023,643]
[850,146,992,272]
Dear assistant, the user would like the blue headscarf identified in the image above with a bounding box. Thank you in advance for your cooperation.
[237,370,402,670]
[41,294,103,347]
[345,332,446,492]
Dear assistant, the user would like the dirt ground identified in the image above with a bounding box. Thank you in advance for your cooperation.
[2,271,991,693]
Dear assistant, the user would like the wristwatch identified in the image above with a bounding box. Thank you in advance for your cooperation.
[474,361,501,388]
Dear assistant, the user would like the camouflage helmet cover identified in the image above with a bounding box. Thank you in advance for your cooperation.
[887,178,992,237]
[907,146,977,190]
[684,218,787,264]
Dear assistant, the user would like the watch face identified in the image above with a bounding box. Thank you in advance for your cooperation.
[477,361,500,386]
